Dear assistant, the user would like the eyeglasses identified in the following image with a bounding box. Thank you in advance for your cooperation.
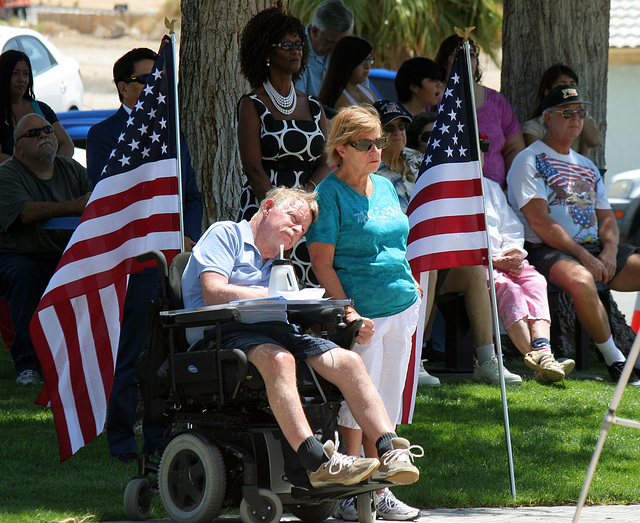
[271,41,304,52]
[419,130,431,143]
[548,108,587,120]
[124,74,151,85]
[16,125,54,142]
[361,56,375,66]
[350,136,389,151]
[382,122,407,134]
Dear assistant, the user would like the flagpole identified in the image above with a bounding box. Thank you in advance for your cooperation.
[165,18,185,253]
[459,28,517,499]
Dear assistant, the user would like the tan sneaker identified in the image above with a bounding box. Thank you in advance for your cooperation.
[371,437,423,485]
[308,436,379,487]
[525,350,565,382]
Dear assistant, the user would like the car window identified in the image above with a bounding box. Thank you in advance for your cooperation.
[16,35,57,76]
[608,179,635,199]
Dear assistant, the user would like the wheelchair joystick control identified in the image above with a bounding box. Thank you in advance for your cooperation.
[267,245,299,296]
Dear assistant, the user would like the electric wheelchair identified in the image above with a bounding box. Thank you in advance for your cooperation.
[122,250,386,523]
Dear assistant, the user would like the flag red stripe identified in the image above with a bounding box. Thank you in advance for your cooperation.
[407,178,483,214]
[409,249,488,273]
[407,213,486,243]
[81,175,178,222]
[86,287,117,399]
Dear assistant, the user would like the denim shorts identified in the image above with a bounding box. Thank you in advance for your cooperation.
[207,322,338,361]
[525,241,639,285]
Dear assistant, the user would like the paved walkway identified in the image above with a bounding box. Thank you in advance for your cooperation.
[106,503,640,522]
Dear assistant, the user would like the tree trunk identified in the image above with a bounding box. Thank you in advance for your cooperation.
[179,0,288,225]
[501,0,610,170]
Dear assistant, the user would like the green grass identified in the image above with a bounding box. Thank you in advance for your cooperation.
[2,343,640,522]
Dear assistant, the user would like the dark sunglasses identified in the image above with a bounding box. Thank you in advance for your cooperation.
[16,125,54,142]
[124,74,151,85]
[271,41,304,52]
[548,108,587,120]
[350,136,389,152]
[419,130,431,143]
[382,122,407,134]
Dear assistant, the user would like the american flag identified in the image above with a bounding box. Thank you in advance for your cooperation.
[405,44,487,273]
[401,43,487,424]
[30,35,181,461]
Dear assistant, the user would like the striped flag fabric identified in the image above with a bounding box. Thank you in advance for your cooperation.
[401,42,488,424]
[30,35,181,461]
[405,44,488,273]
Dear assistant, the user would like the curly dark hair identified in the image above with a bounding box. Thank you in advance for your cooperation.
[0,50,35,127]
[317,36,372,109]
[240,7,309,88]
[434,34,483,84]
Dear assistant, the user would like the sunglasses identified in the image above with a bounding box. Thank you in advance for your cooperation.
[419,130,431,143]
[548,108,587,120]
[16,125,54,142]
[271,41,304,52]
[361,56,375,66]
[350,136,388,152]
[124,74,151,85]
[382,122,407,134]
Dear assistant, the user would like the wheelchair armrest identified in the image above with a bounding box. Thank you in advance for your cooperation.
[219,348,249,383]
[164,307,242,328]
[329,318,362,350]
[287,306,346,329]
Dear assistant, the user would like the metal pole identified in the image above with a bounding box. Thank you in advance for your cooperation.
[462,34,517,499]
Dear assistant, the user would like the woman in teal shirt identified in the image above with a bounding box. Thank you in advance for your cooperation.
[307,105,422,521]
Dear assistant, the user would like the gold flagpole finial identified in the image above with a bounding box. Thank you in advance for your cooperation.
[164,18,177,34]
[454,26,476,41]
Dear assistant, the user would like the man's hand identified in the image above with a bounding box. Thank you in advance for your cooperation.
[598,247,618,283]
[184,235,196,252]
[578,250,610,284]
[73,192,92,213]
[345,308,375,345]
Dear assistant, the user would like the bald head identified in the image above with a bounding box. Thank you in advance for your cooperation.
[13,113,58,166]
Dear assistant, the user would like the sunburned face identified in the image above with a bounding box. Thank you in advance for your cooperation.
[259,199,312,258]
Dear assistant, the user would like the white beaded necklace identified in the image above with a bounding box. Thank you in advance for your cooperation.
[263,78,296,115]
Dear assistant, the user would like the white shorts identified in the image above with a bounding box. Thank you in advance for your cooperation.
[338,298,420,430]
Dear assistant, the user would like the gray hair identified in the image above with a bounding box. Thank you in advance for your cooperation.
[13,113,49,141]
[312,0,354,34]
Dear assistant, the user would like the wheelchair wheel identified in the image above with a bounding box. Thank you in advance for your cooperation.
[158,433,226,523]
[288,500,338,522]
[123,477,152,521]
[239,488,283,523]
[356,492,376,523]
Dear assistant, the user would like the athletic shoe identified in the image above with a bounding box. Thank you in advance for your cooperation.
[16,369,44,386]
[376,488,420,521]
[372,437,422,485]
[473,356,522,385]
[607,361,640,387]
[524,350,565,382]
[418,360,441,387]
[334,497,358,521]
[309,435,379,487]
[535,358,576,382]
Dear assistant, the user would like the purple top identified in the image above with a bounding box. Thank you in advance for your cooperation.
[477,87,521,188]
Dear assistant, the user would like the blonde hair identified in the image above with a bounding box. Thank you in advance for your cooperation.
[259,186,319,222]
[325,105,382,167]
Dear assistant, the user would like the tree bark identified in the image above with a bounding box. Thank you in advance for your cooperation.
[501,0,610,170]
[179,0,288,225]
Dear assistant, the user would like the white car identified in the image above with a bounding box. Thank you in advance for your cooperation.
[0,26,83,112]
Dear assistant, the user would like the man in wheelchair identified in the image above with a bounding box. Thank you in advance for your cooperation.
[181,187,422,488]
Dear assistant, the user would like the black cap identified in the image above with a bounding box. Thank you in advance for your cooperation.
[373,100,411,125]
[542,84,590,111]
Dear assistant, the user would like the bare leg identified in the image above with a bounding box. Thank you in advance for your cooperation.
[440,266,493,347]
[506,319,531,355]
[549,259,610,343]
[307,348,395,443]
[247,343,313,451]
[609,254,640,292]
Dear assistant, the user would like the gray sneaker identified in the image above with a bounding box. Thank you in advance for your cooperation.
[372,437,423,485]
[16,369,44,386]
[418,360,441,387]
[334,497,358,521]
[308,435,379,487]
[376,488,420,520]
[474,356,522,385]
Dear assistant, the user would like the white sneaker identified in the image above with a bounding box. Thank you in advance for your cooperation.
[334,497,358,521]
[418,360,440,387]
[16,369,44,386]
[376,488,420,520]
[474,356,522,385]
